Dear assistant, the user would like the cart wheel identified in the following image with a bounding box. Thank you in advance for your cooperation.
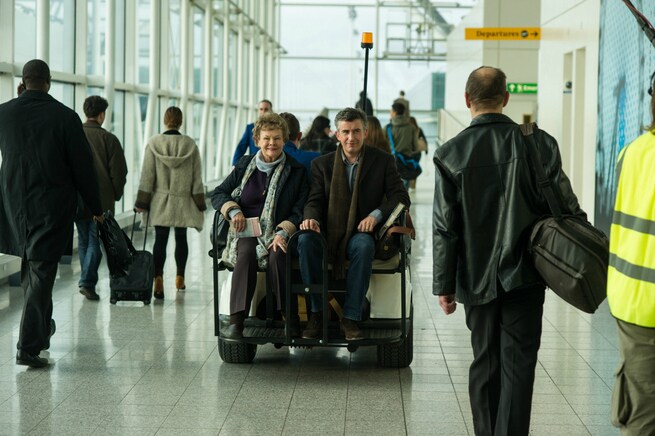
[218,338,257,363]
[144,299,151,305]
[110,298,117,305]
[347,344,359,353]
[377,319,413,368]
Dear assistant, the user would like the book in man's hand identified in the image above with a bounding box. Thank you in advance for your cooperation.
[235,217,262,238]
[377,203,406,240]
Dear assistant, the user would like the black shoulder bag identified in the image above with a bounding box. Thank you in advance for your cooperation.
[520,123,609,314]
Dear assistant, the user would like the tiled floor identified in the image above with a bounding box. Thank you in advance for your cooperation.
[0,162,619,435]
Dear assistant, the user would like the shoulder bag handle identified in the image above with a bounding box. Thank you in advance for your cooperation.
[519,123,563,219]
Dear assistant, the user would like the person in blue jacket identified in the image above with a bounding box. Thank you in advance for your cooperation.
[231,99,272,165]
[279,112,319,176]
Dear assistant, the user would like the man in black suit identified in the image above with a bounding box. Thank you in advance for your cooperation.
[0,59,103,367]
[298,107,409,340]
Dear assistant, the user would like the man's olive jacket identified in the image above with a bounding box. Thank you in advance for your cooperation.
[432,113,585,306]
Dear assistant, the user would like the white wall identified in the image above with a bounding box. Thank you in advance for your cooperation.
[538,0,599,218]
[443,0,540,140]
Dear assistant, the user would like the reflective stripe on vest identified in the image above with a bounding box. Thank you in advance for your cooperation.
[607,132,655,327]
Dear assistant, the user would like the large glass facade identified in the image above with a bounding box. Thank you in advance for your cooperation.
[2,0,278,208]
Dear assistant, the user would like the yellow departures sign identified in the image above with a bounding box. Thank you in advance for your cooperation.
[465,28,540,41]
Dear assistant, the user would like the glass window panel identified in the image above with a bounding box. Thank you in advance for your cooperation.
[212,20,223,98]
[49,82,75,110]
[168,0,181,90]
[14,0,37,65]
[280,5,375,58]
[228,31,237,100]
[209,105,223,180]
[115,0,126,81]
[192,6,204,94]
[87,0,106,76]
[253,46,259,100]
[138,93,148,136]
[243,41,250,99]
[192,101,203,144]
[50,0,75,73]
[136,0,150,84]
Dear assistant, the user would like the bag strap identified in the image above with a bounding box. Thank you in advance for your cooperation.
[387,124,397,155]
[388,124,420,169]
[386,225,416,240]
[519,123,563,219]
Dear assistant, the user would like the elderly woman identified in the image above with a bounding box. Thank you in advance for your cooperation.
[211,112,308,339]
[135,107,206,299]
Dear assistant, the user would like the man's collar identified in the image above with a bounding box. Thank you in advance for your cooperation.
[469,113,515,127]
[340,148,361,165]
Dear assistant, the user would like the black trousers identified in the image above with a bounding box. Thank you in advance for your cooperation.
[17,258,57,355]
[464,286,545,436]
[153,226,188,277]
[230,238,296,317]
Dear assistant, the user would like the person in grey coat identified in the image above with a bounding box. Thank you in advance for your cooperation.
[135,107,206,300]
[0,59,103,368]
[76,95,128,301]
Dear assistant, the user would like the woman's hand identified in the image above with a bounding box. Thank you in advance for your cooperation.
[231,211,246,233]
[134,207,147,213]
[268,234,288,253]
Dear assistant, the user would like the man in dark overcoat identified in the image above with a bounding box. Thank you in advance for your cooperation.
[0,59,103,367]
[298,107,410,340]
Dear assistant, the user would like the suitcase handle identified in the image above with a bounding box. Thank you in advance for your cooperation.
[131,209,150,251]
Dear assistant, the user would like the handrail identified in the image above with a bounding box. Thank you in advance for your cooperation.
[437,108,469,145]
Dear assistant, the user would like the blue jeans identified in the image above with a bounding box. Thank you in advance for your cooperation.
[297,232,375,321]
[75,220,102,290]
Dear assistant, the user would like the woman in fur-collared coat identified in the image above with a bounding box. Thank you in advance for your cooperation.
[135,107,206,299]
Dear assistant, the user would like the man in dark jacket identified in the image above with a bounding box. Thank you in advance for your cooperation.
[231,99,272,165]
[0,59,103,367]
[432,66,585,435]
[299,107,410,341]
[279,112,319,176]
[76,95,128,301]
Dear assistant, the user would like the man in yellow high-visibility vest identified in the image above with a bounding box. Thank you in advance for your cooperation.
[607,77,655,435]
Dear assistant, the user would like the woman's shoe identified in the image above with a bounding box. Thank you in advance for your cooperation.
[153,276,164,299]
[225,312,245,339]
[175,275,186,290]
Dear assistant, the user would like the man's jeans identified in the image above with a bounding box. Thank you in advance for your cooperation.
[297,232,375,321]
[75,220,102,290]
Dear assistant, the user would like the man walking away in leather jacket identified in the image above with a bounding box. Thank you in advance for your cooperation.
[432,66,585,436]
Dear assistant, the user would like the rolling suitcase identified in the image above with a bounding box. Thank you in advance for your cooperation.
[109,212,154,305]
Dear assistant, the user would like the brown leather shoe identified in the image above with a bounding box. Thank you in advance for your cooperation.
[153,276,164,299]
[340,318,364,340]
[175,275,186,290]
[302,312,323,339]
